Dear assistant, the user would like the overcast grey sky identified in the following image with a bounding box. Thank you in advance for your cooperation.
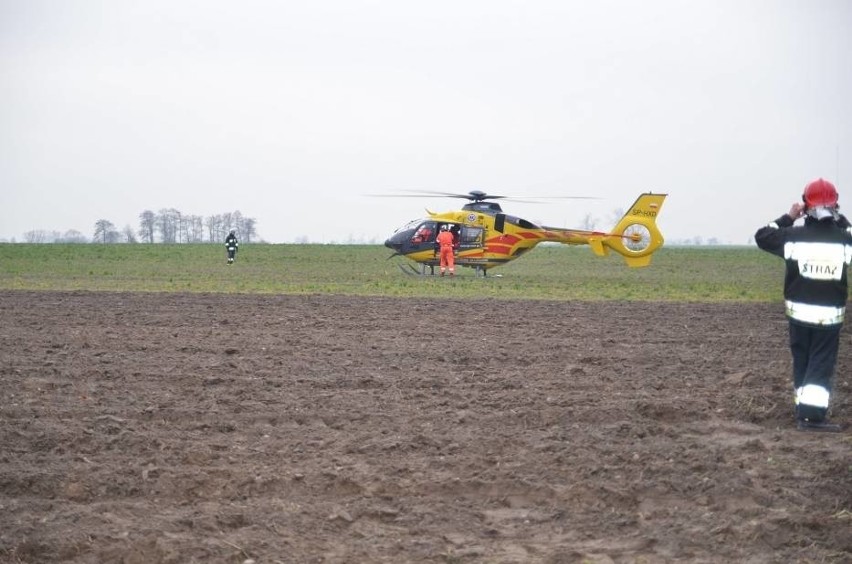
[1,0,850,244]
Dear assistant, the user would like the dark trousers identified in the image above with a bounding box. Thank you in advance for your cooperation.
[789,321,841,420]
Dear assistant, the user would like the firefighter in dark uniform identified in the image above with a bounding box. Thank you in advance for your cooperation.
[225,230,239,265]
[755,178,852,431]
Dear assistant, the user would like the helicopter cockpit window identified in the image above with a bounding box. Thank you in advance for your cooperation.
[393,219,422,235]
[411,222,437,244]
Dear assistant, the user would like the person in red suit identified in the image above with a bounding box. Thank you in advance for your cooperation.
[436,224,456,277]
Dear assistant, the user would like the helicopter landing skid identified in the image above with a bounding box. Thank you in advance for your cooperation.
[397,263,437,276]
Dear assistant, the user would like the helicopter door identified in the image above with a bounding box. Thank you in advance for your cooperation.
[458,226,484,251]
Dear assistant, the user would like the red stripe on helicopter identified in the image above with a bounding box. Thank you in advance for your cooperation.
[518,232,541,240]
[487,234,521,245]
[486,245,513,255]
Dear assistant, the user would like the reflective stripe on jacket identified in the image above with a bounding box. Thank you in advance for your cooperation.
[755,214,852,327]
[785,300,845,325]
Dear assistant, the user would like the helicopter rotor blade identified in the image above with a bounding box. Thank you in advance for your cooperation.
[367,194,441,198]
[367,190,601,202]
[498,197,602,205]
[511,196,603,200]
[369,190,504,200]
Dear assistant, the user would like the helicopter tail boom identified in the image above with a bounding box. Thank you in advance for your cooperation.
[590,193,667,267]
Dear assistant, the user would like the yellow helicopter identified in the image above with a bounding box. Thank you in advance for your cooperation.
[383,190,667,276]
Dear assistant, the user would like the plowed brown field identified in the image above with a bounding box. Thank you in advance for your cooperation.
[1,291,850,563]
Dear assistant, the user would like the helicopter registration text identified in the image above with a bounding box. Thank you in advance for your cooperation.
[631,209,657,218]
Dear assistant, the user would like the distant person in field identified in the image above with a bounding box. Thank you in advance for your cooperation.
[225,230,239,265]
[436,224,456,277]
[755,178,852,432]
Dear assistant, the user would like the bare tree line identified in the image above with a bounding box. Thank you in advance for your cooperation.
[24,209,257,244]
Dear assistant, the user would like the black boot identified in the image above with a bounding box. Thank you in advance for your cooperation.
[796,419,845,433]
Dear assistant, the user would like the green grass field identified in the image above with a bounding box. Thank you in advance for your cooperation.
[0,243,802,301]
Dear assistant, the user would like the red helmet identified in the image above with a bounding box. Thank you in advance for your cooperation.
[803,178,838,208]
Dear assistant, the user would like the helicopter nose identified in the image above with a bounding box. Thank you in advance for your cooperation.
[384,231,408,251]
[385,227,419,252]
